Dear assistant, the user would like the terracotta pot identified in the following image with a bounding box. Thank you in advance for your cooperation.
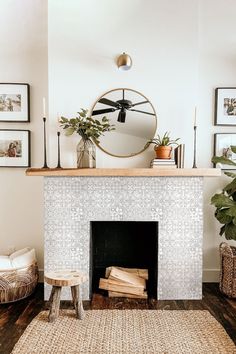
[154,145,172,159]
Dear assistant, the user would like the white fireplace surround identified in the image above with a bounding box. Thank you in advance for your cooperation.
[44,176,203,300]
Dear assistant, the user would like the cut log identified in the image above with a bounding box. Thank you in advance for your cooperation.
[105,266,148,280]
[99,278,145,296]
[108,291,148,299]
[109,267,146,288]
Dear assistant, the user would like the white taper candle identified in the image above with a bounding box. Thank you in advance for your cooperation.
[43,97,46,117]
[194,106,197,127]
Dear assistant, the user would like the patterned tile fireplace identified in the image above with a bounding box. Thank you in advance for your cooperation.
[44,176,203,301]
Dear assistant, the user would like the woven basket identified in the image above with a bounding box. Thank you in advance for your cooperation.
[0,262,39,303]
[219,242,236,298]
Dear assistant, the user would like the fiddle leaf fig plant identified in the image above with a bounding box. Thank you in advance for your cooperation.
[211,145,236,240]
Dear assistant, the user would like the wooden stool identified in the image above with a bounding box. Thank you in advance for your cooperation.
[44,270,87,322]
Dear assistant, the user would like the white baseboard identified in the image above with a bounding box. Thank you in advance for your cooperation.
[39,269,44,282]
[203,269,220,282]
[39,269,220,283]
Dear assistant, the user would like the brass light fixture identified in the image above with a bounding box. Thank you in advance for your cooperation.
[117,52,132,71]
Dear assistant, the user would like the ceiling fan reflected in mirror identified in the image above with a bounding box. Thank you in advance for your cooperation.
[92,89,155,123]
[90,88,157,158]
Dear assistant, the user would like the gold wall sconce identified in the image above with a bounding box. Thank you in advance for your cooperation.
[117,52,132,71]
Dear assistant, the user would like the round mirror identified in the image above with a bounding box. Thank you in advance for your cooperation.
[91,88,157,157]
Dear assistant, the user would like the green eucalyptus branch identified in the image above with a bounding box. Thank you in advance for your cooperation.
[59,108,115,143]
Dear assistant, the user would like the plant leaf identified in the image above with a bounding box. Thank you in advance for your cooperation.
[230,145,236,154]
[211,193,235,208]
[215,209,232,224]
[212,156,236,166]
[65,127,75,136]
[225,179,236,200]
[232,192,236,201]
[225,222,236,240]
[223,178,236,195]
[224,171,236,178]
[219,225,226,236]
[225,206,236,217]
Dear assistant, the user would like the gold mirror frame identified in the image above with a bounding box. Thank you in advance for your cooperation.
[90,88,157,158]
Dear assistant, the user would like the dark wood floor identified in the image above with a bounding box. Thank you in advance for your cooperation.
[0,283,236,353]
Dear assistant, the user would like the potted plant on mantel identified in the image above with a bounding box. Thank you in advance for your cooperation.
[146,132,180,159]
[59,109,115,168]
[211,148,236,298]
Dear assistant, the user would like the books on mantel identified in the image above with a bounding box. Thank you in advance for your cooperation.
[150,158,177,169]
[174,144,185,168]
[150,144,185,169]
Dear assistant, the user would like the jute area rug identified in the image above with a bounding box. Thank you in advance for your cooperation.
[11,310,236,354]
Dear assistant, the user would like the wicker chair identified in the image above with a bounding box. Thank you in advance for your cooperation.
[0,247,38,304]
[219,242,236,298]
[0,261,39,304]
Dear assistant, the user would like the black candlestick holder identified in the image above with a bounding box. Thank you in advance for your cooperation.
[192,125,197,168]
[56,131,62,169]
[42,117,49,168]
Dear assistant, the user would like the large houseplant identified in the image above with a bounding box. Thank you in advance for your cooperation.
[59,109,115,168]
[211,148,236,297]
[211,148,236,240]
[146,132,180,159]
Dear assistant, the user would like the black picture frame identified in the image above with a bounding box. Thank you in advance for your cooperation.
[0,129,31,167]
[0,83,30,122]
[215,87,236,126]
[214,133,236,169]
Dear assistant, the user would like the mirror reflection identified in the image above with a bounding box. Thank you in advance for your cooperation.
[91,88,157,157]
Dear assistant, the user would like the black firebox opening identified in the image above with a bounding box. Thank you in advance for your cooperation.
[90,221,158,299]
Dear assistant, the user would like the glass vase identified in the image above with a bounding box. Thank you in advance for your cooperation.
[76,138,96,168]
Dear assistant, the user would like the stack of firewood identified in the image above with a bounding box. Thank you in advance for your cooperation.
[99,266,148,299]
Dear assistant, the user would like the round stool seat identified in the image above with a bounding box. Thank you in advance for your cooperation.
[45,270,87,287]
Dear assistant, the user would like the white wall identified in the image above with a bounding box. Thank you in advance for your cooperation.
[48,0,198,168]
[199,0,236,280]
[1,0,236,281]
[0,0,47,271]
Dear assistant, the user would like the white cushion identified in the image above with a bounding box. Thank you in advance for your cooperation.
[10,247,30,259]
[10,248,36,268]
[0,248,37,270]
[0,256,12,270]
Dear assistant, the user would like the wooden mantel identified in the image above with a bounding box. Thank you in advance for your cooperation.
[25,168,221,177]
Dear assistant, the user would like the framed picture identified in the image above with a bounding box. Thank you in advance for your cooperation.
[0,83,30,122]
[215,87,236,126]
[214,133,236,169]
[0,130,30,167]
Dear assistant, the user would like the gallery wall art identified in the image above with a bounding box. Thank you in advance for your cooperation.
[0,83,30,122]
[0,129,30,167]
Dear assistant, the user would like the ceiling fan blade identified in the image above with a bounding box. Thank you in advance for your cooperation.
[130,109,155,116]
[92,108,117,116]
[131,100,149,107]
[117,109,126,123]
[99,98,121,108]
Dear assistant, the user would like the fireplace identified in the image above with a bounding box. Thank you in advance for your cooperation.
[90,221,158,298]
[44,176,203,300]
